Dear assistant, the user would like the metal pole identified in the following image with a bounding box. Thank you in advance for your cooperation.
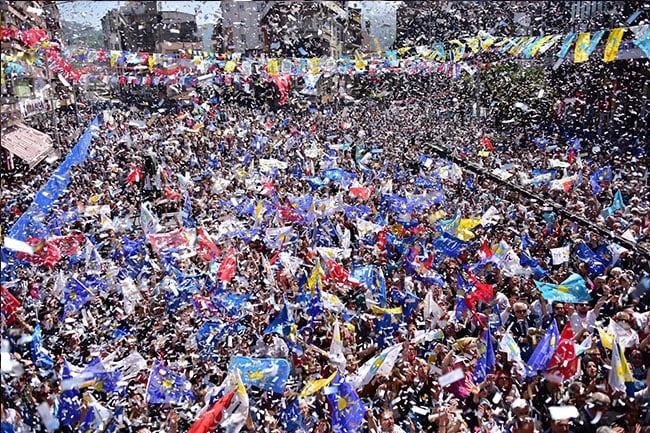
[43,48,62,149]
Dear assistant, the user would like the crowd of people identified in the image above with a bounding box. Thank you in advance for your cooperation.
[1,63,649,433]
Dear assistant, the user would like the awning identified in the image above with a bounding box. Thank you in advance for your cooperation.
[1,123,53,168]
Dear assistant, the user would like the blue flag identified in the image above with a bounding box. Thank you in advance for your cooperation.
[62,277,94,318]
[391,288,420,323]
[264,303,294,336]
[455,273,470,320]
[574,241,606,276]
[197,320,243,360]
[83,357,123,394]
[230,355,291,394]
[31,324,54,370]
[58,361,82,426]
[181,192,196,228]
[534,273,591,304]
[101,405,125,433]
[488,304,502,333]
[473,328,496,383]
[77,405,98,432]
[350,265,386,306]
[520,252,547,278]
[145,359,196,404]
[525,320,559,377]
[433,231,469,258]
[326,371,366,433]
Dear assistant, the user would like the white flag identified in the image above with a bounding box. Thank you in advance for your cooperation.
[550,246,570,265]
[348,343,403,389]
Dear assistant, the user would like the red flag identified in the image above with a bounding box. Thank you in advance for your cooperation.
[197,228,220,261]
[567,148,576,164]
[148,229,191,251]
[325,260,358,286]
[164,185,181,201]
[376,230,387,250]
[546,322,579,381]
[478,240,493,260]
[269,238,285,266]
[272,74,291,105]
[188,388,237,433]
[349,186,374,200]
[562,179,575,193]
[49,233,86,256]
[465,272,494,311]
[1,286,21,325]
[217,247,237,283]
[276,199,303,223]
[126,166,143,183]
[261,179,275,196]
[16,237,61,268]
[480,136,495,151]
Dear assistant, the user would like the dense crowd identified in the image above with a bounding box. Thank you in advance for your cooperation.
[1,65,649,433]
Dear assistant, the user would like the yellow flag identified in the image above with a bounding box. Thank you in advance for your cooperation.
[574,32,591,63]
[530,35,554,57]
[110,51,120,68]
[300,371,337,398]
[478,150,491,157]
[597,327,614,351]
[457,218,482,241]
[465,37,480,53]
[603,28,624,62]
[224,60,237,73]
[307,258,324,293]
[148,54,155,72]
[509,37,530,56]
[308,57,320,74]
[480,35,497,50]
[267,59,278,76]
[370,305,402,316]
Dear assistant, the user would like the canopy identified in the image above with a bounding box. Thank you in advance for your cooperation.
[1,123,53,168]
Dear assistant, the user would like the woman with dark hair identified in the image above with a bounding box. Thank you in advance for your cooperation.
[580,355,607,394]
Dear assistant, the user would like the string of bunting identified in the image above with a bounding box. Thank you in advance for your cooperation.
[2,24,649,87]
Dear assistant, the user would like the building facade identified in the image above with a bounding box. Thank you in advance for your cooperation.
[100,1,200,54]
[219,1,265,55]
[1,1,62,170]
[256,0,364,59]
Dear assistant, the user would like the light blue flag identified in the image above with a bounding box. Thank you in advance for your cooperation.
[634,24,650,58]
[534,273,591,304]
[585,30,606,56]
[32,324,54,369]
[556,33,577,58]
[488,304,502,333]
[230,355,291,394]
[602,190,625,217]
[473,328,496,383]
[326,371,366,433]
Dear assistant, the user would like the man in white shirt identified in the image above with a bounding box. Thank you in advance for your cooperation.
[569,296,607,334]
